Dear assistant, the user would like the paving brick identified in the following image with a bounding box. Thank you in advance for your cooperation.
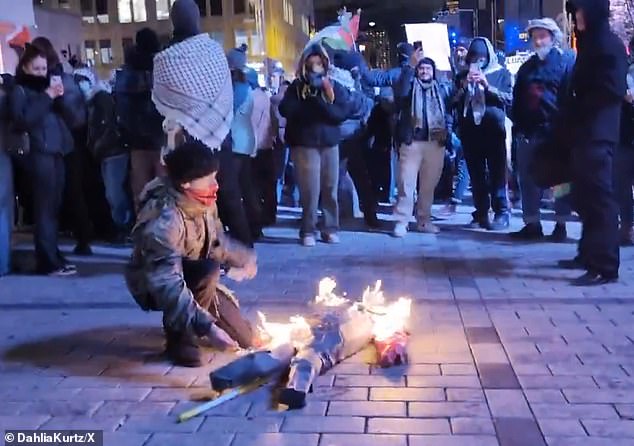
[409,402,490,418]
[248,400,327,417]
[198,416,282,433]
[512,364,552,375]
[19,400,103,417]
[1,388,82,402]
[281,416,365,433]
[494,417,546,446]
[537,419,586,437]
[446,388,486,402]
[102,433,150,446]
[465,327,500,344]
[41,415,125,431]
[94,401,175,417]
[320,434,407,446]
[330,363,370,374]
[371,364,439,376]
[581,419,634,437]
[368,417,450,434]
[409,435,500,446]
[0,402,27,416]
[119,415,202,433]
[309,387,368,401]
[563,389,634,404]
[523,390,567,404]
[408,375,481,388]
[530,403,619,419]
[485,389,532,418]
[145,433,233,446]
[144,388,206,402]
[478,363,520,389]
[546,438,634,446]
[77,387,152,401]
[442,364,478,375]
[518,375,598,389]
[335,375,405,387]
[327,401,405,417]
[450,417,496,435]
[594,376,634,390]
[231,433,319,446]
[0,415,50,431]
[370,387,445,402]
[615,404,634,419]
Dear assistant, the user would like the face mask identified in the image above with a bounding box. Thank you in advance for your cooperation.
[184,184,219,207]
[534,44,553,61]
[310,64,325,75]
[79,81,91,97]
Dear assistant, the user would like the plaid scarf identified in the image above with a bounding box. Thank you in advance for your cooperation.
[411,79,445,136]
[152,34,233,152]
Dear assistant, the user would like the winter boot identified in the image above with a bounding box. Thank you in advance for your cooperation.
[164,329,201,367]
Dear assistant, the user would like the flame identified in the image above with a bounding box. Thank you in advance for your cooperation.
[315,277,349,306]
[371,297,412,342]
[257,312,313,349]
[362,280,385,307]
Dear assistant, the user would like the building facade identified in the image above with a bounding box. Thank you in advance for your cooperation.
[35,0,313,77]
[361,29,391,69]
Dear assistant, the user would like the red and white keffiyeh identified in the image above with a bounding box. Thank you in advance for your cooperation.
[152,33,233,151]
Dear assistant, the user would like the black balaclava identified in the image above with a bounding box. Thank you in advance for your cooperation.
[466,38,489,66]
[171,0,201,41]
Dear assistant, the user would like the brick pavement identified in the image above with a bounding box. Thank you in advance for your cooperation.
[1,206,634,445]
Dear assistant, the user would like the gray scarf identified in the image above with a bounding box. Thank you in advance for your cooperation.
[465,82,486,126]
[411,79,445,137]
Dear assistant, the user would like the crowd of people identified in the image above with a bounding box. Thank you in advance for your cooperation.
[0,0,631,286]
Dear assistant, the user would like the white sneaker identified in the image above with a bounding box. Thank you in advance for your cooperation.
[392,222,408,238]
[417,222,440,234]
[301,235,317,247]
[48,266,77,277]
[321,233,340,244]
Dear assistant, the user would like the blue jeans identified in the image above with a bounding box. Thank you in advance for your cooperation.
[101,153,132,230]
[451,134,470,203]
[0,151,13,275]
[517,135,571,224]
[615,145,634,229]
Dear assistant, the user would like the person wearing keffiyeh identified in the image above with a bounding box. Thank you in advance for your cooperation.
[391,58,453,237]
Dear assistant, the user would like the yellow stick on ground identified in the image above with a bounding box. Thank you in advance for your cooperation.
[177,377,269,423]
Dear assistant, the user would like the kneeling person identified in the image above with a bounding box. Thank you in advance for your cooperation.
[125,142,258,367]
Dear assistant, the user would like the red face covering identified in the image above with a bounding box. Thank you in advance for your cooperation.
[184,184,219,207]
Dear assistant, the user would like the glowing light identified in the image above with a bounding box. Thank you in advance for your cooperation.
[257,312,312,349]
[315,278,349,307]
[369,21,376,27]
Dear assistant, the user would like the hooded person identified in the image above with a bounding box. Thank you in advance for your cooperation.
[558,0,627,286]
[451,37,471,74]
[454,36,513,230]
[125,141,259,367]
[115,28,165,211]
[75,67,133,243]
[510,18,575,243]
[279,43,352,246]
[391,57,453,237]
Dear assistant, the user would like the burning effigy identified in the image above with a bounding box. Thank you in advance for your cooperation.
[176,279,412,420]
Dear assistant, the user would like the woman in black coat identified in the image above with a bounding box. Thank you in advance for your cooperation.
[10,45,76,276]
[562,0,628,285]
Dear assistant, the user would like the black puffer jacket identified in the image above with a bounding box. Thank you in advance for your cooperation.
[10,72,74,155]
[49,64,87,131]
[567,0,627,144]
[114,45,164,151]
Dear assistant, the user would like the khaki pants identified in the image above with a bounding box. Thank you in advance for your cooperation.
[131,150,165,210]
[393,140,445,225]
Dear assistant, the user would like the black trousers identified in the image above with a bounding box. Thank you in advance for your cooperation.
[62,150,93,246]
[462,126,509,219]
[573,141,620,276]
[340,131,378,221]
[180,258,255,349]
[254,149,277,226]
[31,153,65,273]
[217,144,255,248]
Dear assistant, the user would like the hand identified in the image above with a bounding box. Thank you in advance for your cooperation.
[205,324,239,351]
[469,72,488,88]
[46,86,62,99]
[322,77,335,102]
[409,48,423,68]
[226,261,257,281]
[626,90,634,104]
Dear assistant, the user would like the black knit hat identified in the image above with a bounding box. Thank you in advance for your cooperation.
[171,0,201,39]
[417,57,436,79]
[163,141,219,184]
[136,28,160,54]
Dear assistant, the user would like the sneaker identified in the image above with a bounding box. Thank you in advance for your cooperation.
[48,266,77,277]
[548,223,568,243]
[392,222,408,238]
[417,222,440,234]
[572,271,618,287]
[321,233,340,244]
[467,217,492,230]
[301,235,317,247]
[510,223,543,240]
[491,213,510,231]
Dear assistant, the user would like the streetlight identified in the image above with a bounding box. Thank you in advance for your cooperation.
[369,21,376,27]
[359,44,366,52]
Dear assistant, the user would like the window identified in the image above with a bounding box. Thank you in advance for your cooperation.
[234,30,248,49]
[234,0,245,15]
[283,0,293,25]
[195,0,206,17]
[247,0,255,19]
[156,0,176,20]
[122,37,133,50]
[250,33,263,55]
[301,15,310,35]
[96,0,109,23]
[84,40,96,64]
[210,0,222,16]
[209,31,224,48]
[118,0,146,23]
[99,39,113,64]
[81,0,94,23]
[59,0,71,8]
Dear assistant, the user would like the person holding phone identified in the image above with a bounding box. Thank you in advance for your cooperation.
[10,44,76,276]
[453,37,513,230]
